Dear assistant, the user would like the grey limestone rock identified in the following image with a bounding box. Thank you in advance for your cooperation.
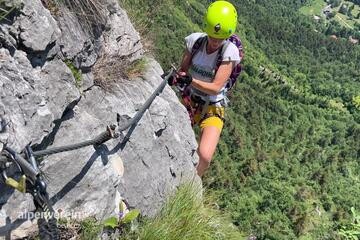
[18,0,61,52]
[0,0,199,238]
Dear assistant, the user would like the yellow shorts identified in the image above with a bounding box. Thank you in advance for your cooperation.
[193,105,225,132]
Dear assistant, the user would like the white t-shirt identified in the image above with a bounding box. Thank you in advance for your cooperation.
[185,32,241,102]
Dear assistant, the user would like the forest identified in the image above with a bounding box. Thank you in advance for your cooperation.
[119,0,360,239]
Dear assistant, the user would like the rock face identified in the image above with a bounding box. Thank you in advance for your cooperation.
[0,0,199,238]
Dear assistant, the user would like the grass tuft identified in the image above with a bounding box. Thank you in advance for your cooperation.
[126,58,147,79]
[41,0,61,17]
[93,54,147,91]
[42,0,107,35]
[79,217,102,240]
[135,181,245,240]
[0,0,21,22]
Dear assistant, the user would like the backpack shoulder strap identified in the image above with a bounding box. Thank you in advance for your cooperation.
[191,34,207,57]
[214,41,230,71]
[220,41,231,57]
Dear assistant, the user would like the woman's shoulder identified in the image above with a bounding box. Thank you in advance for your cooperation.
[225,41,239,52]
[222,41,241,62]
[185,32,207,52]
[186,32,207,41]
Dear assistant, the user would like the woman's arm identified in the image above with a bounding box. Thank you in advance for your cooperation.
[178,49,192,73]
[191,61,234,95]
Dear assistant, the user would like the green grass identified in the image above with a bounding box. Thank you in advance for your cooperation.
[132,181,245,240]
[64,60,82,89]
[299,0,326,16]
[335,13,355,28]
[0,0,20,22]
[59,182,245,240]
[126,57,147,79]
[79,217,103,240]
[300,0,360,29]
[332,3,360,29]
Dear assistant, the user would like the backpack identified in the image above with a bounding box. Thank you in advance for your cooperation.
[191,34,244,91]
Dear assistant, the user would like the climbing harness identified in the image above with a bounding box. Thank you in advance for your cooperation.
[188,95,225,126]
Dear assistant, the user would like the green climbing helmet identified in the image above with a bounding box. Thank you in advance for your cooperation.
[204,1,238,39]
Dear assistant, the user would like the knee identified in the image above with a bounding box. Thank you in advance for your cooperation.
[198,148,213,164]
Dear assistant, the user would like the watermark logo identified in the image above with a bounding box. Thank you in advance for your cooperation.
[17,209,85,220]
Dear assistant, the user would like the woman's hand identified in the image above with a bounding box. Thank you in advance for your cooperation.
[176,74,193,85]
[167,71,192,86]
